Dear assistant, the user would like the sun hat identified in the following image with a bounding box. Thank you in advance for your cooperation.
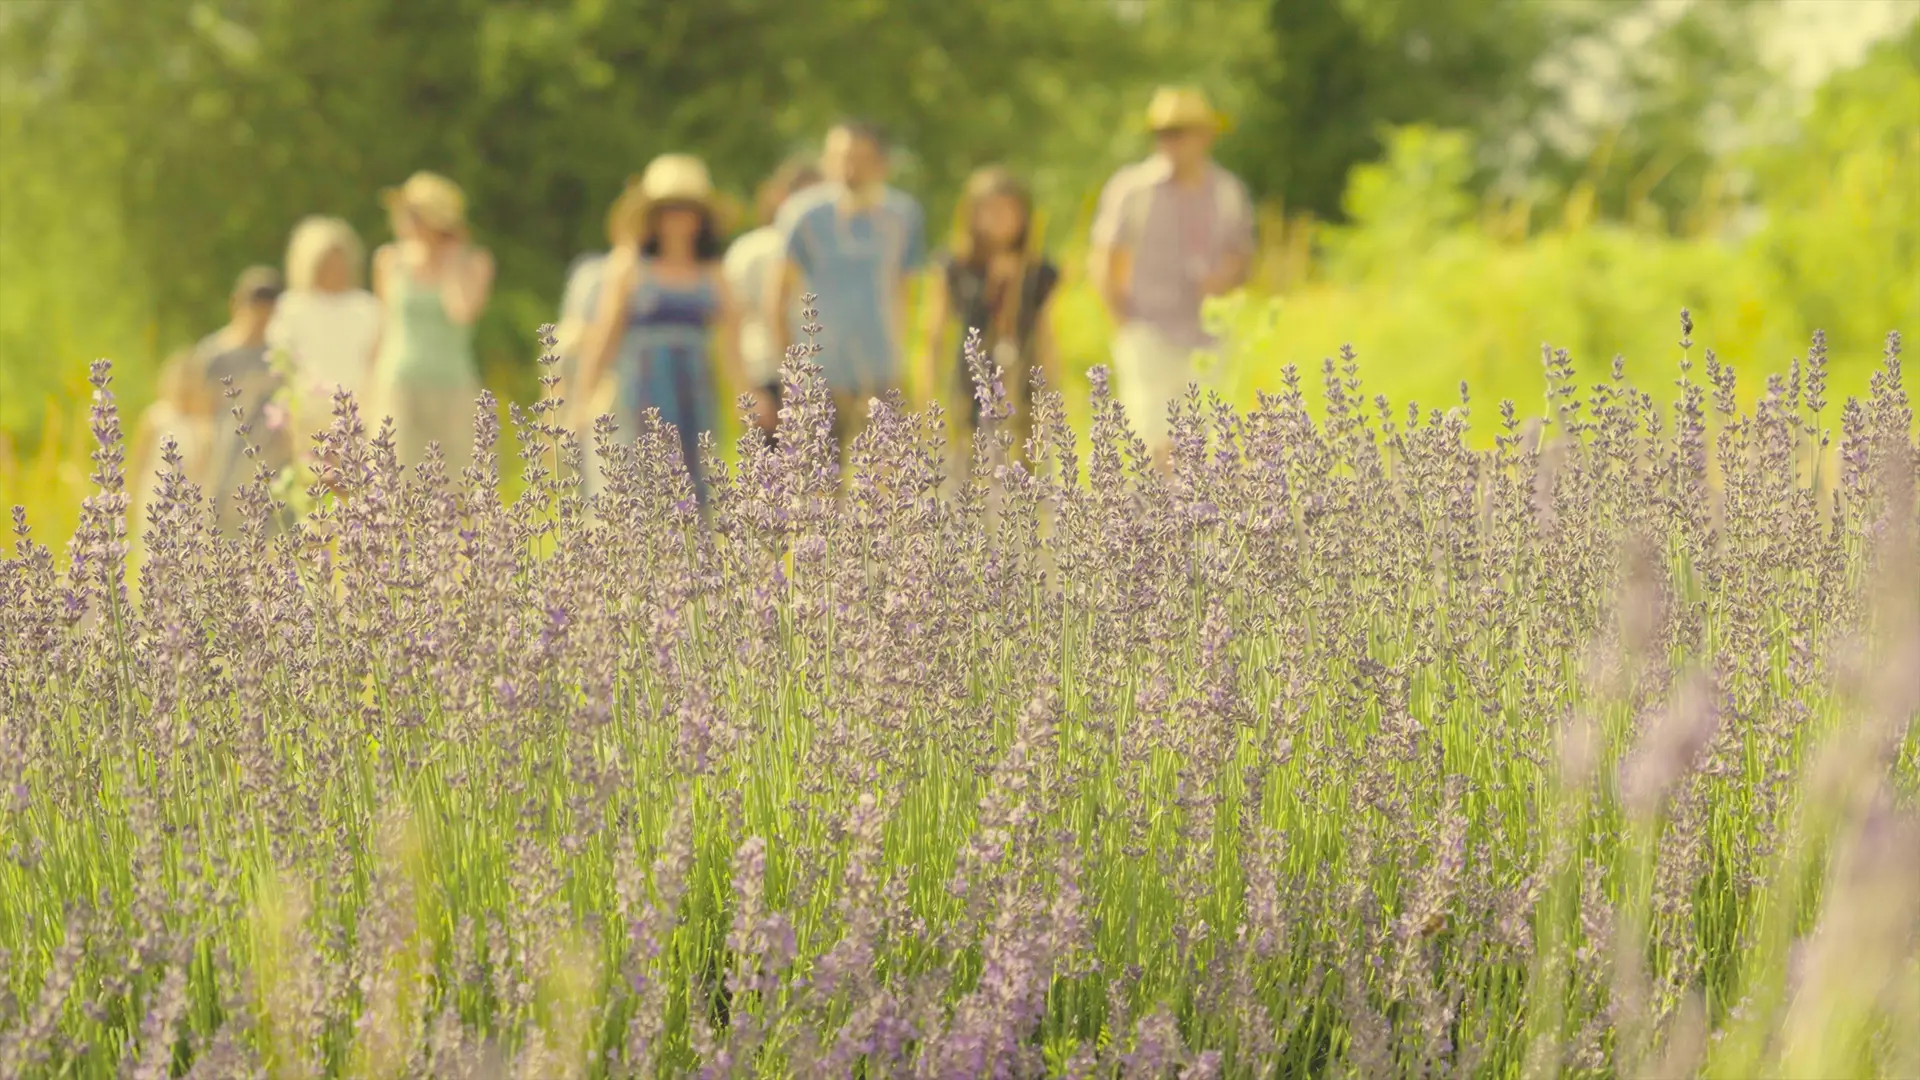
[636,153,715,207]
[379,171,468,233]
[610,153,726,242]
[1144,86,1228,134]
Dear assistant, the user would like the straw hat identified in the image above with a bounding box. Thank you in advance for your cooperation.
[380,171,468,232]
[637,153,715,207]
[1144,86,1227,134]
[610,153,725,242]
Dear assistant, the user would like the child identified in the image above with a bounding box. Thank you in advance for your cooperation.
[128,348,217,529]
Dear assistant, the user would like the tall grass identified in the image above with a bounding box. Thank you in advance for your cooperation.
[1,310,1915,1077]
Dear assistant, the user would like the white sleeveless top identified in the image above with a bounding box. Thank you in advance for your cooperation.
[266,288,383,414]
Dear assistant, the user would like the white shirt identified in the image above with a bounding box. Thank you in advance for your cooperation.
[265,288,382,412]
[722,225,789,386]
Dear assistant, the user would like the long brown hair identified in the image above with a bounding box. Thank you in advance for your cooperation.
[952,166,1033,269]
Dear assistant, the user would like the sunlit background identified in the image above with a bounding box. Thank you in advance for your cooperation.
[2,0,1915,541]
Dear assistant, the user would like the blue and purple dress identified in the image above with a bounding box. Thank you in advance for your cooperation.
[597,262,720,507]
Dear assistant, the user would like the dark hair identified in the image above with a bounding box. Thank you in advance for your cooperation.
[830,117,891,156]
[953,166,1034,268]
[232,265,284,305]
[639,201,724,262]
[757,155,824,226]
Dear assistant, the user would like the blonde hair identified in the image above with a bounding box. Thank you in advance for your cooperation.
[285,216,366,291]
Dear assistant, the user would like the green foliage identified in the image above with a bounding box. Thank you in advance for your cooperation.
[1219,0,1580,219]
[1191,35,1919,435]
[0,93,160,440]
[1571,0,1778,226]
[1743,21,1920,356]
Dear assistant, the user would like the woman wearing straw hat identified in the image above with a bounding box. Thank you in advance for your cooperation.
[369,171,495,473]
[917,165,1061,456]
[1088,86,1255,467]
[574,153,762,510]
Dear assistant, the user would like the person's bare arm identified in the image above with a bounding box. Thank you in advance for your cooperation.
[368,246,393,376]
[1201,244,1251,297]
[440,246,494,326]
[1203,182,1257,296]
[574,249,638,424]
[710,270,762,423]
[767,257,802,367]
[1200,258,1247,299]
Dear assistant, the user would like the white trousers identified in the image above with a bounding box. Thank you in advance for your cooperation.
[1111,323,1213,451]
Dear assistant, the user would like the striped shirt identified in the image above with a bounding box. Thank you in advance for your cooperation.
[1091,156,1255,351]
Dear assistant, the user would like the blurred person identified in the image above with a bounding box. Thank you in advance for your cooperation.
[128,348,217,532]
[370,171,494,473]
[131,266,285,529]
[199,267,297,525]
[574,153,760,512]
[724,154,824,447]
[1089,87,1255,466]
[918,165,1061,455]
[767,118,927,460]
[266,215,381,438]
[554,187,647,497]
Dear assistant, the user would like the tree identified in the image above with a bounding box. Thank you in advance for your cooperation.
[1218,0,1576,221]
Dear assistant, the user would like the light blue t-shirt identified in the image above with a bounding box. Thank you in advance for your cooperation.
[777,184,927,394]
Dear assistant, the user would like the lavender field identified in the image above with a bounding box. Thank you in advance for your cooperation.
[2,314,1917,1079]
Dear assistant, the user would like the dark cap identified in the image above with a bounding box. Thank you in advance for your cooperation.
[233,265,285,304]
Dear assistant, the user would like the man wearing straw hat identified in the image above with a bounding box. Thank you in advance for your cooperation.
[1089,86,1255,466]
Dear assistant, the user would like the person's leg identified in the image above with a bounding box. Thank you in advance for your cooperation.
[662,347,709,511]
[1111,323,1185,466]
[438,379,482,479]
[384,377,427,472]
[758,379,783,449]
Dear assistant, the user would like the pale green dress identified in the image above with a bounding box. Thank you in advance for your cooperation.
[372,263,482,473]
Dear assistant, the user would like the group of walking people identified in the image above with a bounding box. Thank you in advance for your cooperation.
[128,85,1255,525]
[128,171,497,526]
